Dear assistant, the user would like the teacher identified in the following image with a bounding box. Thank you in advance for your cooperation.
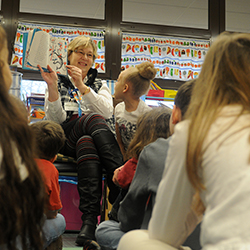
[38,35,123,247]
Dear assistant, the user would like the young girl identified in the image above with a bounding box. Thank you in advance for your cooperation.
[118,32,250,250]
[0,26,45,250]
[114,62,157,160]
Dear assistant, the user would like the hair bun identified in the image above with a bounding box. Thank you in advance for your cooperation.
[137,62,157,80]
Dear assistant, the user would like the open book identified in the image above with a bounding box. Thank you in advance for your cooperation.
[22,29,67,75]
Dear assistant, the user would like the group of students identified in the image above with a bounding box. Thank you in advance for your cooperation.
[1,22,250,250]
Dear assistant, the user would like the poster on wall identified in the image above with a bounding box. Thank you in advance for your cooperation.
[121,33,210,81]
[11,22,106,73]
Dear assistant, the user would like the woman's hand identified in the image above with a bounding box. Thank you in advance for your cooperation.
[38,65,58,86]
[66,65,90,94]
[66,65,84,88]
[38,65,59,102]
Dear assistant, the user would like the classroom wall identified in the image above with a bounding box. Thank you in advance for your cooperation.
[1,0,250,90]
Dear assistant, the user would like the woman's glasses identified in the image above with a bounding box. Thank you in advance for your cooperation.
[74,49,93,59]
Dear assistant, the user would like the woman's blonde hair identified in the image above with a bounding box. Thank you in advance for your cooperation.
[185,32,250,191]
[68,35,98,61]
[126,62,157,98]
[126,107,171,160]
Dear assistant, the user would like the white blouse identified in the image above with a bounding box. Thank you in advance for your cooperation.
[149,105,250,250]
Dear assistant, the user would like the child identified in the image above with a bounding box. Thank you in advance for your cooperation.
[30,120,66,249]
[0,25,45,250]
[114,62,157,160]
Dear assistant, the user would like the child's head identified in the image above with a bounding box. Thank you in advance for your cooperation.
[30,120,66,161]
[126,107,172,160]
[115,62,157,100]
[169,79,195,135]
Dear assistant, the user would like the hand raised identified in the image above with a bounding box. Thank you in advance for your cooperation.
[38,65,58,86]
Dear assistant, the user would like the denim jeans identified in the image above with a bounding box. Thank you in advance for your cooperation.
[95,220,125,250]
[43,213,66,248]
[0,214,66,250]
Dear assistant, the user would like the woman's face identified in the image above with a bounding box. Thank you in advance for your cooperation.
[68,45,94,77]
[1,42,12,90]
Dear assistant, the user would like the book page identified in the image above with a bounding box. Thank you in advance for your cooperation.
[27,30,50,68]
[48,37,67,75]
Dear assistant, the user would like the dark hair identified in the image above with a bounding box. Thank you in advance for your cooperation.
[126,107,171,160]
[0,26,45,250]
[174,79,195,118]
[30,120,66,161]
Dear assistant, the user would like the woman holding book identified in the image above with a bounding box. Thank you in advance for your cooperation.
[38,35,123,248]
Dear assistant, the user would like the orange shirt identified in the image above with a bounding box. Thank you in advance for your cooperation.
[36,159,62,211]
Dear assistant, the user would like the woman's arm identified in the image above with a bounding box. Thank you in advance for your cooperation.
[39,65,67,123]
[82,80,113,119]
[44,87,67,123]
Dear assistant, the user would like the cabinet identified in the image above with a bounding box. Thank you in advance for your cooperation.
[27,94,45,123]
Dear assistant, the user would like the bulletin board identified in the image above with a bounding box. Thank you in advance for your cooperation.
[121,33,210,81]
[11,22,106,73]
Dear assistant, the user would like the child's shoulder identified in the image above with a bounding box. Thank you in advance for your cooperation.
[138,99,152,112]
[115,101,125,113]
[36,159,58,175]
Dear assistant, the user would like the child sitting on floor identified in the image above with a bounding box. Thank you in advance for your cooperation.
[30,120,66,249]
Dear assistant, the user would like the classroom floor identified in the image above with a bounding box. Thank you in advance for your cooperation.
[62,233,81,250]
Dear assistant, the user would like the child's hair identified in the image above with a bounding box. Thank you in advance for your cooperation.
[68,35,98,61]
[174,79,195,118]
[30,120,66,161]
[126,62,157,98]
[185,32,250,191]
[0,26,45,250]
[126,107,172,159]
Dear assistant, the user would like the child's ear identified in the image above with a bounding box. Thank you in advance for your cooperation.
[172,105,182,124]
[123,83,129,93]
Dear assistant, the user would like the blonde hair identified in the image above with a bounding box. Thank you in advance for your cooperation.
[68,36,98,61]
[126,107,171,160]
[185,32,250,191]
[126,62,157,98]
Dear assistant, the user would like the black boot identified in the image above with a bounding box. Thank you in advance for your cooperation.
[75,162,102,246]
[92,130,123,204]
